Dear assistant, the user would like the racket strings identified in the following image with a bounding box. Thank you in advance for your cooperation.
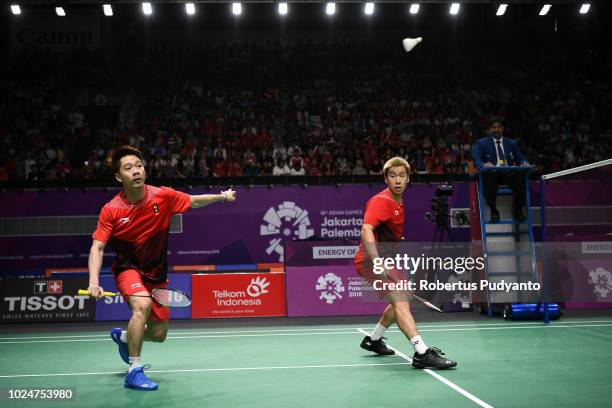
[153,289,170,305]
[152,288,191,307]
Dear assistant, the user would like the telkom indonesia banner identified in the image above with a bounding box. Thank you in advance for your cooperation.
[285,241,387,317]
[0,184,470,271]
[191,273,286,318]
[94,273,192,321]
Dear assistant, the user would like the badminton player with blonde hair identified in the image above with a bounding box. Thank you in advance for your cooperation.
[355,157,457,369]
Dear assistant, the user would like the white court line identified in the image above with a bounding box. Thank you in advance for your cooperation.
[0,362,410,379]
[1,322,611,344]
[408,323,612,333]
[357,328,493,408]
[0,331,358,344]
[3,319,612,341]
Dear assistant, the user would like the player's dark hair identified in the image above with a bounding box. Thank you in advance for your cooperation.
[488,116,504,128]
[112,145,144,173]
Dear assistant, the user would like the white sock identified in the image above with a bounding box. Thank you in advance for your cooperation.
[128,356,142,373]
[410,335,428,355]
[370,323,387,341]
[120,330,128,343]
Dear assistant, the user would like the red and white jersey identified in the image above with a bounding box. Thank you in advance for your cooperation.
[92,184,191,283]
[355,188,405,264]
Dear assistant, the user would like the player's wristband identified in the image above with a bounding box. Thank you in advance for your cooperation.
[222,192,227,201]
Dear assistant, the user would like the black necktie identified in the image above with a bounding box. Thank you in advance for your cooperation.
[495,140,507,166]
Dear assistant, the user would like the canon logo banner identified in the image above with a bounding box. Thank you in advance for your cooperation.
[10,12,100,53]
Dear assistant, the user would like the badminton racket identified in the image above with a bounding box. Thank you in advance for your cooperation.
[78,288,192,308]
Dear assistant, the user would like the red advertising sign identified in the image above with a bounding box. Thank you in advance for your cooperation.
[192,273,286,318]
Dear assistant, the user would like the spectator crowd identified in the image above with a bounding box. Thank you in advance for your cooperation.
[1,36,610,182]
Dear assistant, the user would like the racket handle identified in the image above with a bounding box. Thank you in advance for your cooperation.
[78,289,117,297]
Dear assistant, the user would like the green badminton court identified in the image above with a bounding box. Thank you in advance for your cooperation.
[1,316,611,408]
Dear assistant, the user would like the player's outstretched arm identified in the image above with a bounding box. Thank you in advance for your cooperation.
[190,188,237,208]
[87,239,106,299]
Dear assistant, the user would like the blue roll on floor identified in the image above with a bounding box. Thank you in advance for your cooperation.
[504,303,561,321]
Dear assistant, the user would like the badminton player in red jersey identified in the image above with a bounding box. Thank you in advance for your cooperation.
[86,145,237,390]
[355,157,456,369]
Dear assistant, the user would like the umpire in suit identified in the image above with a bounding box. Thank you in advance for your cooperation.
[471,117,530,222]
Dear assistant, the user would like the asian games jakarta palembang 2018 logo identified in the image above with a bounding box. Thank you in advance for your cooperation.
[315,273,345,304]
[260,201,314,261]
[588,267,612,299]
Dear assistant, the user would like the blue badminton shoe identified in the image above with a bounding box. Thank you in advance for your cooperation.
[124,365,158,391]
[110,328,129,364]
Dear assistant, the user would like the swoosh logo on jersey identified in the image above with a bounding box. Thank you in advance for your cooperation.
[119,217,130,224]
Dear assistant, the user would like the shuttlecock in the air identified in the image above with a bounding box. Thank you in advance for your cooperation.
[402,37,422,52]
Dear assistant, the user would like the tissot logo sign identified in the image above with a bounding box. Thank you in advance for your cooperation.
[33,280,63,294]
[33,281,47,294]
[0,278,95,322]
[48,280,63,294]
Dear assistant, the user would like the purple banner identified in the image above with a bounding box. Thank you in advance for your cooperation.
[561,259,612,310]
[2,180,604,273]
[285,240,387,317]
[531,176,612,242]
[94,273,192,321]
[0,183,470,272]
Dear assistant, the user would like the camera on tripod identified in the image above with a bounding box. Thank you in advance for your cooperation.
[425,184,470,242]
[425,184,454,227]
